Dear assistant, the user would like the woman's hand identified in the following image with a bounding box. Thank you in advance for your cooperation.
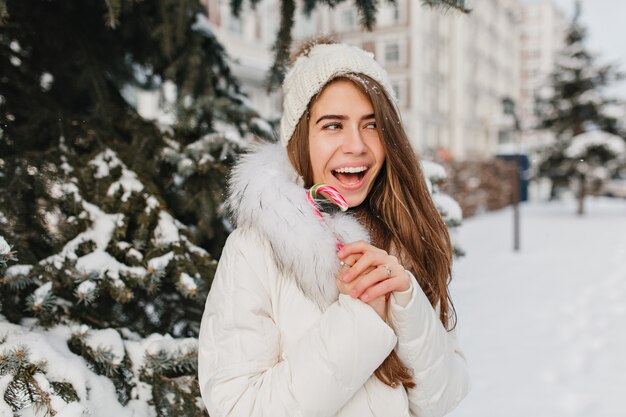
[336,241,410,303]
[336,261,387,319]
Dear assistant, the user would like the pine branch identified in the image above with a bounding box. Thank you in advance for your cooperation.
[266,0,295,91]
[262,0,467,91]
[141,343,205,417]
[230,0,244,17]
[50,382,79,405]
[67,332,134,405]
[145,348,198,377]
[0,345,75,416]
[0,0,7,25]
[0,273,36,290]
[355,0,378,30]
[421,0,469,12]
[103,0,122,28]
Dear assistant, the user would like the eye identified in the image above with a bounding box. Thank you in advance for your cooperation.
[322,122,342,130]
[364,121,377,129]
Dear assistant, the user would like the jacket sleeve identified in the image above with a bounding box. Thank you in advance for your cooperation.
[388,273,470,417]
[198,229,398,417]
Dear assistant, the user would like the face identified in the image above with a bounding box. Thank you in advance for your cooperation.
[308,79,386,208]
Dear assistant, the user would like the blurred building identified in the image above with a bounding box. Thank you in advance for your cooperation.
[517,0,567,148]
[203,0,528,159]
[200,0,282,121]
[293,0,522,159]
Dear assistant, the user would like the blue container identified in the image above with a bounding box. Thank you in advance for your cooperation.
[496,154,529,202]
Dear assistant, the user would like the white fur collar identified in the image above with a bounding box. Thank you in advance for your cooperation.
[226,142,370,310]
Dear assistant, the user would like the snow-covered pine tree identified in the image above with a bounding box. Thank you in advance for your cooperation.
[420,161,465,257]
[0,1,271,416]
[534,1,626,213]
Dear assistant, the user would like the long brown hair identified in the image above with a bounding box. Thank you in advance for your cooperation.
[287,74,456,389]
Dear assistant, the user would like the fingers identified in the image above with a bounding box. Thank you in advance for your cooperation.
[347,264,390,299]
[358,270,410,301]
[338,253,360,271]
[336,241,410,302]
[342,251,398,283]
[337,240,386,258]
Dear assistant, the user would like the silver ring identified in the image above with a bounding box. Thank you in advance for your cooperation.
[384,264,392,276]
[339,260,348,268]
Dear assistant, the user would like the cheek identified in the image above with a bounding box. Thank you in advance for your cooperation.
[309,137,333,179]
[373,136,385,162]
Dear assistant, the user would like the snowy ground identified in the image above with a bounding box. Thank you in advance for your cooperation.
[448,197,626,417]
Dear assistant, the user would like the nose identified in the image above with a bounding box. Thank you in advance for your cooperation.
[341,125,366,154]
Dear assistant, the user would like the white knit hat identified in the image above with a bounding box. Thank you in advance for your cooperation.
[279,42,397,147]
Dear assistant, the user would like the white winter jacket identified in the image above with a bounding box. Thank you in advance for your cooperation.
[198,143,470,417]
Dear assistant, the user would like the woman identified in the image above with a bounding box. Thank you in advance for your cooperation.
[198,38,470,417]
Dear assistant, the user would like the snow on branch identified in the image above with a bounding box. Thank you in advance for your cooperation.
[565,130,626,158]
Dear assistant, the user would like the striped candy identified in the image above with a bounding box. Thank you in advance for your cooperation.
[309,183,349,212]
[307,183,348,251]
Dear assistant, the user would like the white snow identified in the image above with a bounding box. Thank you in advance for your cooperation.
[40,72,54,91]
[85,328,125,365]
[0,322,136,417]
[43,199,146,280]
[145,333,197,356]
[144,195,160,214]
[116,241,131,250]
[420,160,447,182]
[0,323,200,416]
[44,201,120,265]
[89,149,144,202]
[433,193,463,224]
[147,251,174,271]
[179,272,197,293]
[565,130,626,158]
[33,282,53,306]
[153,211,181,246]
[578,89,602,105]
[250,117,275,137]
[0,235,10,255]
[76,280,96,297]
[4,264,33,277]
[448,197,626,417]
[181,235,209,256]
[127,248,143,261]
[191,13,214,39]
[49,181,81,202]
[9,40,20,52]
[107,169,144,202]
[89,149,123,178]
[0,375,13,416]
[602,103,625,119]
[75,251,146,281]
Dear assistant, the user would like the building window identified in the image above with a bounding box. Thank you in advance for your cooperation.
[390,79,409,108]
[385,42,400,64]
[392,3,400,22]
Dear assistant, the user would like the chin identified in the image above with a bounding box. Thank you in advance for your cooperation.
[344,192,368,208]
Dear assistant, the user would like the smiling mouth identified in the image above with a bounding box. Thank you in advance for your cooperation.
[332,166,368,186]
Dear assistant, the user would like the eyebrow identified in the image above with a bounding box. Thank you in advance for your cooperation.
[315,113,375,125]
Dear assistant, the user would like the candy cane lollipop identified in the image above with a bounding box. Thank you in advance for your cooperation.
[307,183,348,250]
[308,183,349,213]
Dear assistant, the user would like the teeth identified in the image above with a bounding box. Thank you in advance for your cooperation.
[334,166,367,174]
